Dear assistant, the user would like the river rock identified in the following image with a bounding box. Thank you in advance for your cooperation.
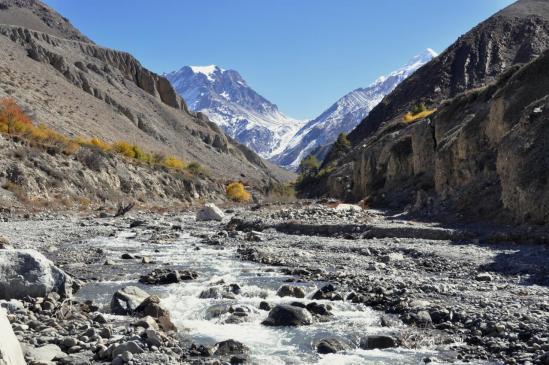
[25,343,66,362]
[111,341,144,359]
[134,316,159,330]
[196,203,225,221]
[334,204,362,212]
[139,268,198,285]
[205,303,232,319]
[0,249,74,299]
[145,329,163,347]
[316,337,351,354]
[306,302,332,316]
[262,304,313,326]
[276,284,306,298]
[0,308,26,365]
[360,335,397,349]
[134,295,170,319]
[475,273,493,282]
[199,287,227,299]
[213,339,249,357]
[0,235,11,250]
[110,286,149,315]
[312,284,342,301]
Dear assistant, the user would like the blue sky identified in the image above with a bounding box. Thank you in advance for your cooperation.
[44,0,514,120]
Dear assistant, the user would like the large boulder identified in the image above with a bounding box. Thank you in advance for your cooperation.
[196,203,225,221]
[0,309,26,365]
[262,304,313,326]
[110,286,149,315]
[0,249,74,300]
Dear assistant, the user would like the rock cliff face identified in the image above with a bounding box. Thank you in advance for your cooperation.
[331,51,549,225]
[0,0,292,192]
[321,0,549,225]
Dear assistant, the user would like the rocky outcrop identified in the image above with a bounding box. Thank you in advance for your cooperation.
[334,49,549,225]
[0,249,74,299]
[0,308,26,365]
[0,25,186,114]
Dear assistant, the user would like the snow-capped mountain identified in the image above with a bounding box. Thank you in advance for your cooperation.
[272,48,438,169]
[165,65,304,159]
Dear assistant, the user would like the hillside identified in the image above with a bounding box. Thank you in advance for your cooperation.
[0,0,292,204]
[347,0,549,145]
[310,0,549,225]
[166,65,304,160]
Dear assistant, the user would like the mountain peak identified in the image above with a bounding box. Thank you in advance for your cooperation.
[371,48,437,86]
[425,48,439,58]
[167,64,303,159]
[405,48,438,67]
[188,65,223,81]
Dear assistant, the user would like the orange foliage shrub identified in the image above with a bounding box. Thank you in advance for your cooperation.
[226,182,252,202]
[89,138,110,151]
[162,156,186,170]
[112,141,136,158]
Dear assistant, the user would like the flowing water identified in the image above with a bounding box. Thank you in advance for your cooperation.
[77,223,441,364]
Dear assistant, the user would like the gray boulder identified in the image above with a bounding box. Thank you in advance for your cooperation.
[316,337,351,354]
[0,249,74,300]
[276,284,306,298]
[196,203,225,221]
[24,344,65,362]
[213,339,249,357]
[0,309,26,365]
[360,335,397,350]
[262,304,313,326]
[110,286,149,315]
[112,341,144,359]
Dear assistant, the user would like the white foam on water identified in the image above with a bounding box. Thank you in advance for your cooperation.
[79,228,441,364]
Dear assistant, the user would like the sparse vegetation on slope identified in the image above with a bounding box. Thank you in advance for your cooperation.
[403,103,437,123]
[0,98,203,175]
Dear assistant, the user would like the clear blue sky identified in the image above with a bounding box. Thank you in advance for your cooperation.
[44,0,514,120]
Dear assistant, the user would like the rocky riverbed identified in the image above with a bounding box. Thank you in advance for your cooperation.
[0,202,548,364]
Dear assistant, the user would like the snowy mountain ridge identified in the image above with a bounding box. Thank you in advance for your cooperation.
[271,48,438,169]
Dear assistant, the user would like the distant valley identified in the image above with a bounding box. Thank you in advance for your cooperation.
[168,49,436,170]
